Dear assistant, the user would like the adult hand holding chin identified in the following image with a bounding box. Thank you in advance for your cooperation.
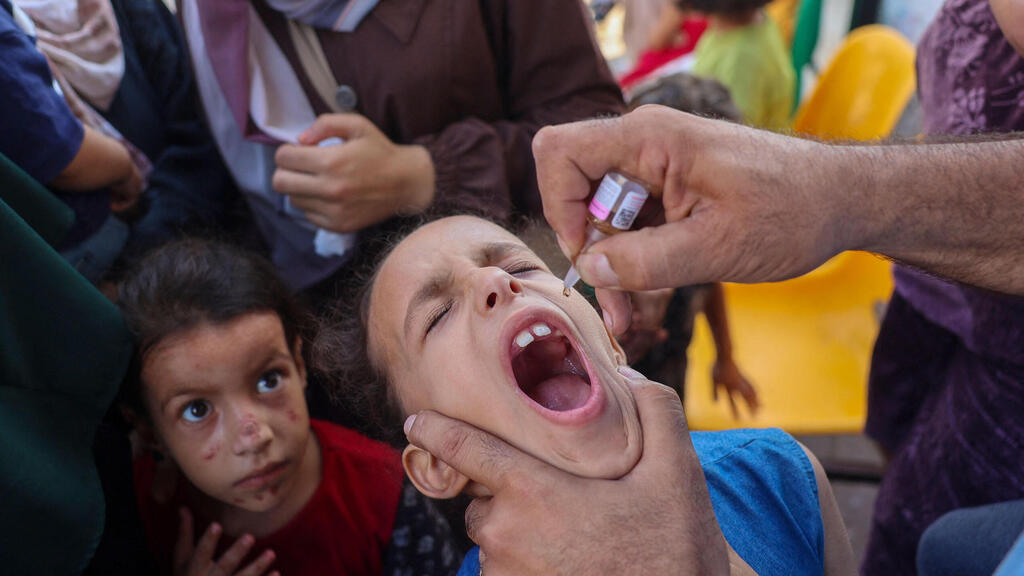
[272,113,436,234]
[403,366,737,576]
[533,106,855,335]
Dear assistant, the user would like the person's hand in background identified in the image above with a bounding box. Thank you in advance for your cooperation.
[618,288,673,362]
[273,113,435,234]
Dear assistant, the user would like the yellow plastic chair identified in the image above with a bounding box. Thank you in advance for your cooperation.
[792,25,916,140]
[684,252,892,433]
[684,27,915,434]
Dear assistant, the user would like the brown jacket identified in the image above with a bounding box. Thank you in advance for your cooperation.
[257,0,625,222]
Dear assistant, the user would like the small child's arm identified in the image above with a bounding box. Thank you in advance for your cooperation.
[798,444,858,576]
[705,283,760,418]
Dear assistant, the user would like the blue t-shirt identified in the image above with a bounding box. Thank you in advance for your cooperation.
[0,0,84,185]
[458,428,825,576]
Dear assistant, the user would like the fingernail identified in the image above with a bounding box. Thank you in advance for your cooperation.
[577,253,620,288]
[618,365,646,380]
[602,308,615,332]
[241,534,254,546]
[403,414,417,436]
[556,235,570,257]
[210,523,222,535]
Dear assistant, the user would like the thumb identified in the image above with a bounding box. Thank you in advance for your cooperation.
[616,366,703,481]
[575,219,711,291]
[299,113,371,145]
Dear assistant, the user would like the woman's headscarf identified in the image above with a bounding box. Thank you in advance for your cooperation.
[12,0,124,111]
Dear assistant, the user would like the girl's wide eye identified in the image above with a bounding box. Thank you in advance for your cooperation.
[182,400,212,423]
[257,370,283,393]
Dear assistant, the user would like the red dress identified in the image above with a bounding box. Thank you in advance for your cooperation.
[135,420,404,575]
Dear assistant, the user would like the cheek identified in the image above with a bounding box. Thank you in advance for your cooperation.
[201,441,221,461]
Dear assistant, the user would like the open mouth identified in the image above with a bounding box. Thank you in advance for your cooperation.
[510,322,593,412]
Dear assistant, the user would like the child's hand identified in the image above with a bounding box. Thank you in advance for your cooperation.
[711,358,759,419]
[109,161,144,214]
[173,508,278,576]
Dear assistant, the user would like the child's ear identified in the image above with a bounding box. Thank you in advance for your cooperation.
[291,336,307,386]
[402,444,470,500]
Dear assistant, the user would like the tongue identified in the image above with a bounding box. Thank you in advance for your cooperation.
[529,373,591,411]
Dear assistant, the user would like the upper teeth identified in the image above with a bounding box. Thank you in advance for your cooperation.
[515,323,552,348]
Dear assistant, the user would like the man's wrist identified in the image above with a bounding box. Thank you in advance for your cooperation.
[814,143,888,257]
[398,144,436,214]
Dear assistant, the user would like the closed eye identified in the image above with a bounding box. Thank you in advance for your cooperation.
[425,299,453,335]
[504,260,542,276]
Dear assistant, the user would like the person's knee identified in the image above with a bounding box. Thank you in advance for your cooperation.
[918,511,969,576]
[918,503,1024,576]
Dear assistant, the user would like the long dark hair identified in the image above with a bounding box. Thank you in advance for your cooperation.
[117,238,309,416]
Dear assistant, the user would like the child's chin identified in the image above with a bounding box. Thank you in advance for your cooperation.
[226,490,285,512]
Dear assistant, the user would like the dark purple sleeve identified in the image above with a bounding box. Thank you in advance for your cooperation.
[0,18,84,185]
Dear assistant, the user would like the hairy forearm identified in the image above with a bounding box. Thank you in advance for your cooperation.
[49,125,133,192]
[823,137,1024,295]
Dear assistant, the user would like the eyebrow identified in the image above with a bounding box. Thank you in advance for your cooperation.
[402,241,530,339]
[157,350,295,413]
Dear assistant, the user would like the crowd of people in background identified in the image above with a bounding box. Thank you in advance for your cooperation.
[2,0,1022,574]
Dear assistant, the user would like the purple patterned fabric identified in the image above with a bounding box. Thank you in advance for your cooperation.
[862,1,1024,574]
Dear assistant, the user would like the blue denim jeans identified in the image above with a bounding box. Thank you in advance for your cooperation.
[918,499,1024,576]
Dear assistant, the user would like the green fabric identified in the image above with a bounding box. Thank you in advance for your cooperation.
[0,152,74,247]
[693,15,796,130]
[0,159,133,574]
[791,0,823,113]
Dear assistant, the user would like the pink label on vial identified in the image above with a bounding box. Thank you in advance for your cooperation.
[589,176,621,221]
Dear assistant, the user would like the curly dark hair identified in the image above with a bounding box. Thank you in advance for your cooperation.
[117,238,310,417]
[628,73,742,122]
[310,217,427,447]
[676,0,773,15]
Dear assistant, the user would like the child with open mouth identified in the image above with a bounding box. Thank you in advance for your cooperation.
[316,215,856,576]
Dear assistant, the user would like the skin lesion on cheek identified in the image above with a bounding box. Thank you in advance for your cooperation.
[202,441,221,461]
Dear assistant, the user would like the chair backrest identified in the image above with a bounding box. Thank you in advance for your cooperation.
[792,24,916,140]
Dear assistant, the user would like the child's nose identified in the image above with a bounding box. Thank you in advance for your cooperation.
[231,413,273,455]
[473,267,523,315]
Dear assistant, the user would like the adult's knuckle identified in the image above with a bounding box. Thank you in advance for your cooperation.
[532,125,557,157]
[438,423,471,463]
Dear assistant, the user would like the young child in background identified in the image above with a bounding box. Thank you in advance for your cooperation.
[118,239,460,576]
[624,73,758,417]
[682,0,795,129]
[315,215,856,576]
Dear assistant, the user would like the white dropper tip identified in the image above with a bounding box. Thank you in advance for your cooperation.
[562,265,581,296]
